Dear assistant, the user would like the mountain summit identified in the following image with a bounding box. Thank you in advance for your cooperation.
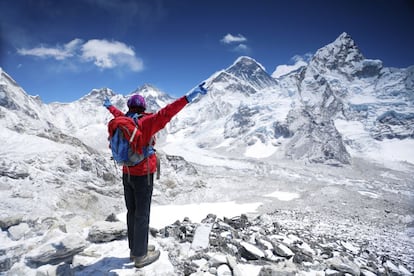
[225,56,278,90]
[311,32,364,73]
[131,84,174,112]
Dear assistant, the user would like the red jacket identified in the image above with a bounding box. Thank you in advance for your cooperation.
[107,96,189,176]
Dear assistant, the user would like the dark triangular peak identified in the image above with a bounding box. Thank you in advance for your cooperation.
[225,56,277,90]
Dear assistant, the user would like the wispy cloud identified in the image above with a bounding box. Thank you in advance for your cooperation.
[232,44,250,53]
[220,33,250,54]
[17,39,143,72]
[17,39,82,60]
[220,33,247,44]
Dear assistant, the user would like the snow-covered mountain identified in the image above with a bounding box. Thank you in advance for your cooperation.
[1,33,413,275]
[4,32,411,168]
[295,32,414,164]
[162,33,414,166]
[0,69,199,219]
[0,68,122,222]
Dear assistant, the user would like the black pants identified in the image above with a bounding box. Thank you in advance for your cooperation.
[123,173,154,258]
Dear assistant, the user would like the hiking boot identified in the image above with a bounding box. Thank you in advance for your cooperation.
[130,245,156,260]
[134,249,160,268]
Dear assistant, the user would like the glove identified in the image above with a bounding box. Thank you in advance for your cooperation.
[103,97,112,108]
[186,82,208,103]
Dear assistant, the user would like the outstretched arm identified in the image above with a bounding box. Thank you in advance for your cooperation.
[103,97,125,117]
[139,96,188,144]
[139,82,208,145]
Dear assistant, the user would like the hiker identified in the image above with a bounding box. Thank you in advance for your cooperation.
[103,83,207,268]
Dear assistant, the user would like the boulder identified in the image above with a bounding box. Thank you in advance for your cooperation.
[327,256,360,276]
[239,241,265,260]
[87,221,127,243]
[8,223,30,241]
[0,215,24,230]
[25,233,87,267]
[272,242,294,258]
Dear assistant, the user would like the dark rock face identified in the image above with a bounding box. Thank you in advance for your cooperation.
[373,110,414,140]
[273,122,293,139]
[225,56,278,90]
[224,105,259,138]
[285,109,351,165]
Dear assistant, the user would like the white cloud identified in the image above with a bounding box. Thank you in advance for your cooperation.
[232,44,250,53]
[17,39,82,60]
[65,38,84,52]
[81,39,143,71]
[220,34,250,53]
[221,33,247,44]
[17,39,143,72]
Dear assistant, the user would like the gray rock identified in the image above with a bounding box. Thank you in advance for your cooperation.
[33,217,67,234]
[0,242,26,272]
[360,269,377,276]
[272,242,294,258]
[259,262,298,276]
[383,260,412,275]
[226,255,243,276]
[105,213,119,222]
[25,233,87,267]
[208,253,228,267]
[216,264,232,276]
[327,256,360,276]
[87,221,127,243]
[292,250,313,264]
[239,241,265,260]
[8,222,30,240]
[209,267,217,275]
[191,223,212,251]
[0,214,24,230]
[0,159,29,179]
[0,251,22,272]
[324,268,343,276]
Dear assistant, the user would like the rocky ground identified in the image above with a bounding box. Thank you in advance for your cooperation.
[1,158,413,275]
[156,212,413,275]
[1,211,412,275]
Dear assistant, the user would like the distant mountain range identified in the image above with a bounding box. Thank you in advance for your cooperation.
[2,32,414,164]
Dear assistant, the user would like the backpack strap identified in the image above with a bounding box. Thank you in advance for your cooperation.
[128,113,142,143]
[129,127,138,143]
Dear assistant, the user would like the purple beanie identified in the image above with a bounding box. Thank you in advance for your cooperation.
[127,94,146,110]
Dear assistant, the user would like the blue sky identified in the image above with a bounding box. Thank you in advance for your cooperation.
[1,0,413,103]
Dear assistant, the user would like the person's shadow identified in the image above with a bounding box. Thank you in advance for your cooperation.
[71,256,135,275]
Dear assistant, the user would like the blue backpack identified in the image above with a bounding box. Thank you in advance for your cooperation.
[108,114,155,166]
